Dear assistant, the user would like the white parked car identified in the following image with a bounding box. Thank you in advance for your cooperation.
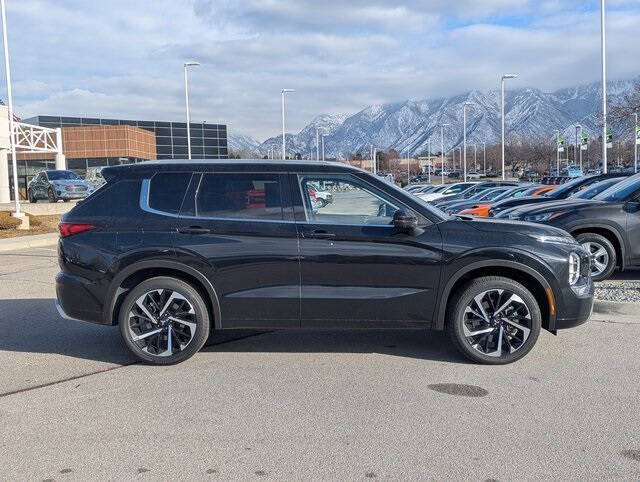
[418,182,479,202]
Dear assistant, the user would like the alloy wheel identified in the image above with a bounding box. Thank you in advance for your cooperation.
[581,241,609,278]
[462,289,532,358]
[127,289,198,357]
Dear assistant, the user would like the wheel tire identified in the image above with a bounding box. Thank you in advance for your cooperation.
[446,276,542,365]
[318,198,327,208]
[119,276,210,365]
[28,189,36,203]
[47,188,57,203]
[575,232,616,282]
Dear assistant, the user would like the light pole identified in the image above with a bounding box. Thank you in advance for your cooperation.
[501,73,517,180]
[183,61,200,160]
[1,0,21,215]
[634,113,638,173]
[483,142,486,174]
[322,134,327,161]
[281,88,294,160]
[427,138,432,184]
[554,129,561,175]
[473,144,477,171]
[405,147,410,185]
[600,0,608,174]
[440,124,450,184]
[575,124,583,171]
[463,101,473,182]
[316,128,319,161]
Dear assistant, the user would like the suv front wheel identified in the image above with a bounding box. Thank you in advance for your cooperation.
[119,277,210,365]
[446,276,541,365]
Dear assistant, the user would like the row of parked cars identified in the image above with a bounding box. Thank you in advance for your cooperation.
[406,173,640,281]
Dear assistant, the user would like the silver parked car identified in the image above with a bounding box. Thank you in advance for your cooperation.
[27,170,93,203]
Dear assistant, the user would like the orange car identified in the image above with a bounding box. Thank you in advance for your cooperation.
[459,185,559,217]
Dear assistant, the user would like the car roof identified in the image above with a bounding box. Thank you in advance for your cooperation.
[102,158,365,180]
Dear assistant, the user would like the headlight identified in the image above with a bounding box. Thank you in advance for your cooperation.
[528,234,578,245]
[569,252,580,285]
[523,212,561,222]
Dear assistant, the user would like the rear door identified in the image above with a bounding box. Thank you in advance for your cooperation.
[292,172,442,326]
[172,169,300,328]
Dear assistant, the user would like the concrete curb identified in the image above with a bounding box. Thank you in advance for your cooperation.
[592,299,639,324]
[0,233,59,253]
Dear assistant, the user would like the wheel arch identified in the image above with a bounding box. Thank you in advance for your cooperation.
[569,224,625,270]
[435,260,556,332]
[104,260,222,329]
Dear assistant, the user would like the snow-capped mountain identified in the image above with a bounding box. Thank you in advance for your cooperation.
[227,133,261,155]
[231,77,638,160]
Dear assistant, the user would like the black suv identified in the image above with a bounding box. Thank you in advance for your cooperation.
[500,173,640,281]
[55,160,594,365]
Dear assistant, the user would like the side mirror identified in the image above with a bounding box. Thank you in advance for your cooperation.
[393,210,418,233]
[624,201,640,213]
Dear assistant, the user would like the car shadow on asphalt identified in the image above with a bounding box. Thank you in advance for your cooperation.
[0,299,467,364]
[205,329,469,364]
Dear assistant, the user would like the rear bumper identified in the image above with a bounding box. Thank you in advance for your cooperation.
[55,272,110,325]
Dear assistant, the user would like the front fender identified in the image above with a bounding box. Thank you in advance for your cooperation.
[433,248,559,331]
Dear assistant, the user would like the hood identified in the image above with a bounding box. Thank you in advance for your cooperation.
[506,199,605,217]
[463,216,577,242]
[51,179,90,186]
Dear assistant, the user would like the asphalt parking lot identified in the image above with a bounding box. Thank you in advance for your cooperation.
[1,247,639,480]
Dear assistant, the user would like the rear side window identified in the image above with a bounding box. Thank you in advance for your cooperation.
[149,173,192,214]
[185,173,283,220]
[70,179,141,217]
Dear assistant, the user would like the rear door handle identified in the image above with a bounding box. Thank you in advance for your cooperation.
[177,226,211,234]
[307,229,336,239]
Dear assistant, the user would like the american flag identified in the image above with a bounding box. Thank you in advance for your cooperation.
[0,98,21,122]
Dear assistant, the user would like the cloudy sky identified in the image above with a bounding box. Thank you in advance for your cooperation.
[1,0,639,140]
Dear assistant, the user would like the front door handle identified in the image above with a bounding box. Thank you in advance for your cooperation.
[177,226,211,235]
[307,229,336,239]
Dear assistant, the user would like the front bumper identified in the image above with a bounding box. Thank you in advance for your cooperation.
[56,191,88,200]
[554,278,595,330]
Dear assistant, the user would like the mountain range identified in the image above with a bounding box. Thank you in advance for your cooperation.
[228,77,638,160]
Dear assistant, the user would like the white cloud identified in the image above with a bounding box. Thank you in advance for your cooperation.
[1,0,638,140]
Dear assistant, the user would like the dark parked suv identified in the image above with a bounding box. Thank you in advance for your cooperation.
[55,160,594,365]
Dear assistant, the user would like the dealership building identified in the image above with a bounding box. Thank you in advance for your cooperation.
[2,115,228,201]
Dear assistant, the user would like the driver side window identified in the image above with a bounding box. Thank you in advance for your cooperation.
[299,175,400,226]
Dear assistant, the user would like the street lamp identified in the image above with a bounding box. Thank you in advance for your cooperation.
[600,0,608,174]
[427,138,432,184]
[183,61,200,160]
[440,124,450,184]
[322,134,328,161]
[316,128,320,161]
[483,142,486,174]
[281,89,295,160]
[463,101,473,182]
[501,73,517,180]
[554,130,561,175]
[404,147,410,185]
[575,124,583,171]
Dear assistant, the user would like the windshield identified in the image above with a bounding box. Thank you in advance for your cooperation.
[571,178,624,200]
[478,188,508,201]
[594,173,640,202]
[47,170,81,181]
[546,176,594,198]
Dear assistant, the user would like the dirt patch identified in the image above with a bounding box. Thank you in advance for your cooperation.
[0,214,61,239]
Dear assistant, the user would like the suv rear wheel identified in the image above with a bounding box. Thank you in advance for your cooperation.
[575,232,616,281]
[446,276,541,365]
[119,277,210,365]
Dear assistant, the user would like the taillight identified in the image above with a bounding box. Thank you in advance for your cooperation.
[308,188,317,199]
[58,222,95,238]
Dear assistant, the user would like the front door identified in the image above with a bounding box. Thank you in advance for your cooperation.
[173,171,300,328]
[292,173,443,326]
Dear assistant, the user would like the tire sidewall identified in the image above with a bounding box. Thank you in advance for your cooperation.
[48,188,56,203]
[448,277,542,365]
[576,233,616,282]
[119,277,210,365]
